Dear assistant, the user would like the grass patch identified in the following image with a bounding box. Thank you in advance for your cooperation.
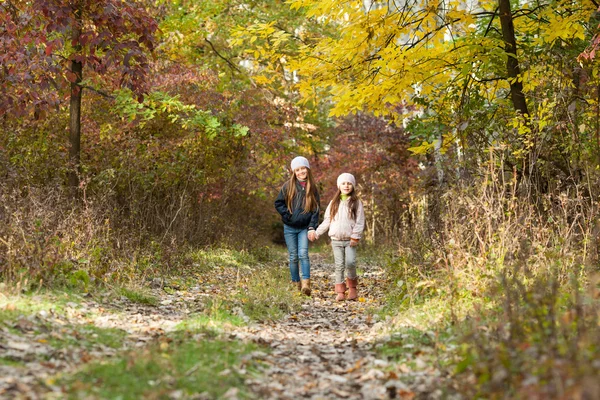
[0,357,26,367]
[377,327,436,360]
[184,246,283,273]
[0,290,85,323]
[176,299,244,334]
[47,325,127,350]
[116,286,158,306]
[169,246,288,291]
[60,336,261,399]
[358,243,396,267]
[237,264,303,322]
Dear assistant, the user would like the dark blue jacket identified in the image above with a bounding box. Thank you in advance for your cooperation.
[274,181,320,230]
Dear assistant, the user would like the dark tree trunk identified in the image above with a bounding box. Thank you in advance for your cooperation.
[68,7,82,188]
[498,0,529,117]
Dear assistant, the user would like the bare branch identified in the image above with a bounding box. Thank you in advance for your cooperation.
[79,84,115,99]
[204,38,241,74]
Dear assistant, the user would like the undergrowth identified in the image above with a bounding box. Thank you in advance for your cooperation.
[376,158,600,398]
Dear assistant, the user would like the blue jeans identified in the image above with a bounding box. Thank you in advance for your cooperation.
[283,224,310,281]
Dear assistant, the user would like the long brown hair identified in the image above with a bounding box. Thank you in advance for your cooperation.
[285,168,318,213]
[329,187,359,221]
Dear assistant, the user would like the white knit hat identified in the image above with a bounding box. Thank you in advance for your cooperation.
[290,156,310,171]
[337,173,356,188]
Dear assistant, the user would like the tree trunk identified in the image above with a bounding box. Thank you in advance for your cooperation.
[498,0,529,117]
[433,135,444,184]
[68,7,83,188]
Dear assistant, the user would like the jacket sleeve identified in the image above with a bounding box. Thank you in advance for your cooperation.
[351,201,366,240]
[309,189,320,230]
[315,201,332,238]
[274,184,291,222]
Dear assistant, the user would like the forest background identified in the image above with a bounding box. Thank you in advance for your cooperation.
[2,0,600,397]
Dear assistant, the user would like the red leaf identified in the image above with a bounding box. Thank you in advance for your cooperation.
[65,71,77,82]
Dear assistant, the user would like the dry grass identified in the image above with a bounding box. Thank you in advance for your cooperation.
[383,153,600,398]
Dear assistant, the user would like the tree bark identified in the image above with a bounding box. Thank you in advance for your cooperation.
[498,0,529,117]
[68,6,83,188]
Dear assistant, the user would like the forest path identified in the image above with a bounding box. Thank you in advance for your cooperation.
[0,253,449,399]
[232,254,419,400]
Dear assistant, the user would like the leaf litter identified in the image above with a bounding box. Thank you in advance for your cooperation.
[0,254,459,399]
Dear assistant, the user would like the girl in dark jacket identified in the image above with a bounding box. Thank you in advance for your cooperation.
[274,156,320,295]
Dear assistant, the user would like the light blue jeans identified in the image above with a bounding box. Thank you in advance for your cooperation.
[331,240,357,284]
[283,224,310,281]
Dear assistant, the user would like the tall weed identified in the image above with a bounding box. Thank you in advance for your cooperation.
[388,154,600,398]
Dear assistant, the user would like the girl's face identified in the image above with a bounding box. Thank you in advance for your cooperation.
[340,182,354,195]
[294,166,308,181]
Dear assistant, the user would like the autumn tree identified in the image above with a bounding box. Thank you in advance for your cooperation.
[157,0,336,187]
[0,0,157,187]
[232,0,597,189]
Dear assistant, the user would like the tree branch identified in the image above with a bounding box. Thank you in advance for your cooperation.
[79,84,115,99]
[204,38,241,74]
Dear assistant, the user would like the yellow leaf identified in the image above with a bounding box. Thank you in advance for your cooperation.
[253,75,273,85]
[407,141,435,155]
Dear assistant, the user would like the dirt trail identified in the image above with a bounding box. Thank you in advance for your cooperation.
[233,255,415,400]
[1,254,450,399]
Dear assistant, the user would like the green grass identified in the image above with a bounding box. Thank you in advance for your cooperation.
[0,290,84,323]
[0,357,26,367]
[237,265,303,322]
[47,325,127,350]
[61,337,261,399]
[117,286,159,306]
[176,298,245,334]
[184,246,283,273]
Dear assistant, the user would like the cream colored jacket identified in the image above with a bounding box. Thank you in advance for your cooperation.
[315,199,365,240]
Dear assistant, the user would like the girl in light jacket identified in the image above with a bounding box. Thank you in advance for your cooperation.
[312,173,365,301]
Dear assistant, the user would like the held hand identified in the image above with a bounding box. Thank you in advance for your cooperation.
[308,231,316,241]
[350,238,359,247]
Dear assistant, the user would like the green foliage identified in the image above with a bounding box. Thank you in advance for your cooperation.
[112,89,249,140]
[182,247,266,275]
[67,270,91,292]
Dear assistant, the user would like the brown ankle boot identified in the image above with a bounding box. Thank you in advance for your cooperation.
[291,281,301,291]
[335,283,346,301]
[301,279,311,296]
[346,277,358,300]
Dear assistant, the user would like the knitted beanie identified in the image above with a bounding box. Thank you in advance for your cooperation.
[337,173,356,188]
[290,156,310,171]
